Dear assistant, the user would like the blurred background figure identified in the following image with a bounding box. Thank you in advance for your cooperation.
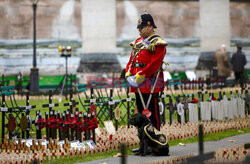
[213,44,232,88]
[231,45,247,90]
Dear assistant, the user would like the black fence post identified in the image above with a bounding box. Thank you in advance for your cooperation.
[8,114,13,139]
[87,112,91,140]
[169,97,174,125]
[199,124,204,155]
[49,90,52,115]
[1,93,6,143]
[177,95,181,124]
[36,111,42,139]
[120,143,127,164]
[26,92,30,139]
[53,111,57,140]
[183,95,188,123]
[62,112,66,140]
[198,92,201,121]
[91,112,96,143]
[45,112,49,140]
[126,87,130,128]
[78,112,82,142]
[109,89,113,121]
[21,113,25,139]
[84,112,87,141]
[70,113,74,141]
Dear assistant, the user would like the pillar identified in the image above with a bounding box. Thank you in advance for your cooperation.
[77,0,121,73]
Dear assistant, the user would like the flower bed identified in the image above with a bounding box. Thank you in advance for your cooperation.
[0,117,249,163]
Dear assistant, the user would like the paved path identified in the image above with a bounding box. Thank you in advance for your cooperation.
[77,133,250,164]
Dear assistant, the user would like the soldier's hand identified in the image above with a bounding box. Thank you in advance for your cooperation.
[135,72,145,85]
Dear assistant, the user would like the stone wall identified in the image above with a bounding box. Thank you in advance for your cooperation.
[0,0,249,40]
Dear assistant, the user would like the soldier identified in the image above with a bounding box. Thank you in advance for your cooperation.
[125,13,167,131]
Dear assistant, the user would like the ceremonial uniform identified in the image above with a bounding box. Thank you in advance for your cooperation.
[125,20,167,130]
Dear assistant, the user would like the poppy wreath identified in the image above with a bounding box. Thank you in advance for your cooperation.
[51,117,60,129]
[77,121,90,132]
[60,120,70,131]
[87,118,98,130]
[68,117,77,130]
[36,118,46,130]
[46,116,58,129]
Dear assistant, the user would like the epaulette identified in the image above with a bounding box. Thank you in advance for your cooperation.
[129,37,142,47]
[130,35,168,47]
[153,37,168,46]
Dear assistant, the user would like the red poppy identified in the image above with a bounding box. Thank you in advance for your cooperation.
[191,98,198,104]
[212,97,217,101]
[109,134,113,140]
[142,109,152,118]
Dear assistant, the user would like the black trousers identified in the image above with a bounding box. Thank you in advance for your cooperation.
[135,93,161,130]
[234,72,245,89]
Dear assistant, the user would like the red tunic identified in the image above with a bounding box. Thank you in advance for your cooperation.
[125,35,167,93]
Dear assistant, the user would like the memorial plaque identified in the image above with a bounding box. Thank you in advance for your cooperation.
[238,98,245,118]
[7,116,16,133]
[232,98,238,117]
[20,116,28,132]
[223,97,228,118]
[114,106,121,120]
[205,102,212,121]
[217,101,224,120]
[228,100,233,119]
[188,103,198,122]
[200,102,211,121]
[95,127,101,136]
[212,101,219,120]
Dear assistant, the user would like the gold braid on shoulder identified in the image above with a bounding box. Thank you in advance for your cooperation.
[155,37,168,46]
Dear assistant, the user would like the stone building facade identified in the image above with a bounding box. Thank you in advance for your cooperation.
[0,0,249,40]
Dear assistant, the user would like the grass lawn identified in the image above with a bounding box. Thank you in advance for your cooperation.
[43,127,250,164]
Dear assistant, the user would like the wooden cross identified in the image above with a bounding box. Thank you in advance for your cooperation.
[1,139,7,150]
[22,142,29,152]
[30,139,37,151]
[186,124,214,164]
[42,90,59,115]
[47,138,53,150]
[17,138,22,150]
[64,99,79,114]
[37,140,45,151]
[8,139,16,151]
[63,138,70,153]
[53,139,60,150]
